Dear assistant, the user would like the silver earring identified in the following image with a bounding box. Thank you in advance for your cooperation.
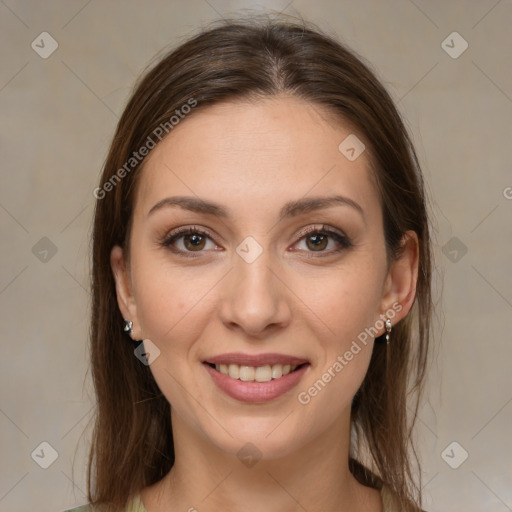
[385,318,392,344]
[123,320,133,335]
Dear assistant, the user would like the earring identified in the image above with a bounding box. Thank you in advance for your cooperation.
[385,318,392,344]
[123,320,133,335]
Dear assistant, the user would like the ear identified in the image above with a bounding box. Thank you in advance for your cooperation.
[379,231,419,327]
[110,245,142,340]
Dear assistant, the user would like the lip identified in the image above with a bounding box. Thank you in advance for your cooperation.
[203,360,310,403]
[204,352,309,367]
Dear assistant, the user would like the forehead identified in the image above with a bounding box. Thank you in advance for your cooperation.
[134,95,379,219]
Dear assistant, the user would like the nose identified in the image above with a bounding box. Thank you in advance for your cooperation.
[218,252,292,338]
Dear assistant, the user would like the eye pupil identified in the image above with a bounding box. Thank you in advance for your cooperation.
[306,234,328,251]
[184,234,206,250]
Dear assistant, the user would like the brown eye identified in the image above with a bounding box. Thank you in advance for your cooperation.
[162,227,218,254]
[293,226,353,255]
[306,233,328,251]
[183,233,206,251]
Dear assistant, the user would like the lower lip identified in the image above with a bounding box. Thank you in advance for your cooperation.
[204,363,309,403]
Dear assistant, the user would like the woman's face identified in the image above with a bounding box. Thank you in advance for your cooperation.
[112,95,416,461]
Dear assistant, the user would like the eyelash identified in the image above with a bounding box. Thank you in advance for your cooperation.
[160,224,352,258]
[294,225,353,256]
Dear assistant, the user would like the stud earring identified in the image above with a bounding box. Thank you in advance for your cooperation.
[385,318,392,344]
[123,320,133,335]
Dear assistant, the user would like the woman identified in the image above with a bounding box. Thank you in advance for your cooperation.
[68,16,431,512]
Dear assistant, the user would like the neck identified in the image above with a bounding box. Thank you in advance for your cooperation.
[142,408,382,512]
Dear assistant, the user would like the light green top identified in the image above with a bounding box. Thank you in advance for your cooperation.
[64,485,405,511]
[63,494,144,512]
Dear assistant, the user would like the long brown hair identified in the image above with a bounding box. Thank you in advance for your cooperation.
[88,16,431,511]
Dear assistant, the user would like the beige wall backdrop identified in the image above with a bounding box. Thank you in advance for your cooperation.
[1,1,511,511]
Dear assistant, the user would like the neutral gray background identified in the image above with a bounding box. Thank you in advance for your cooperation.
[1,1,511,511]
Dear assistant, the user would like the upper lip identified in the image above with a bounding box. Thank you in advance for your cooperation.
[203,353,309,367]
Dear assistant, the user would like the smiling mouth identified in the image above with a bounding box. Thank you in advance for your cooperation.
[205,362,309,383]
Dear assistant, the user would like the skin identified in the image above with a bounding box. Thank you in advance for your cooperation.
[111,95,418,512]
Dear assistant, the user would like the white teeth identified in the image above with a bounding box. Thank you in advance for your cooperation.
[228,364,240,379]
[239,366,255,381]
[271,364,282,379]
[213,363,300,381]
[255,365,272,382]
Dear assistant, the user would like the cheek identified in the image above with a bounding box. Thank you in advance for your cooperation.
[295,276,379,420]
[292,258,385,404]
[131,249,218,344]
[130,254,220,412]
[296,260,385,343]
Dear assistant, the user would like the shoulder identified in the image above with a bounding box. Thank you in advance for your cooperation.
[381,484,400,512]
[380,485,427,512]
[62,494,146,512]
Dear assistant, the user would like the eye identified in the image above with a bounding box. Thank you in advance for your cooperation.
[293,225,352,254]
[161,227,219,254]
[161,224,351,257]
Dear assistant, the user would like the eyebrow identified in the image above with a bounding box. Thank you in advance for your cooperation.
[148,194,365,221]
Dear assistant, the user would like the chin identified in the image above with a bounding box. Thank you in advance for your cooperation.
[200,415,315,463]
